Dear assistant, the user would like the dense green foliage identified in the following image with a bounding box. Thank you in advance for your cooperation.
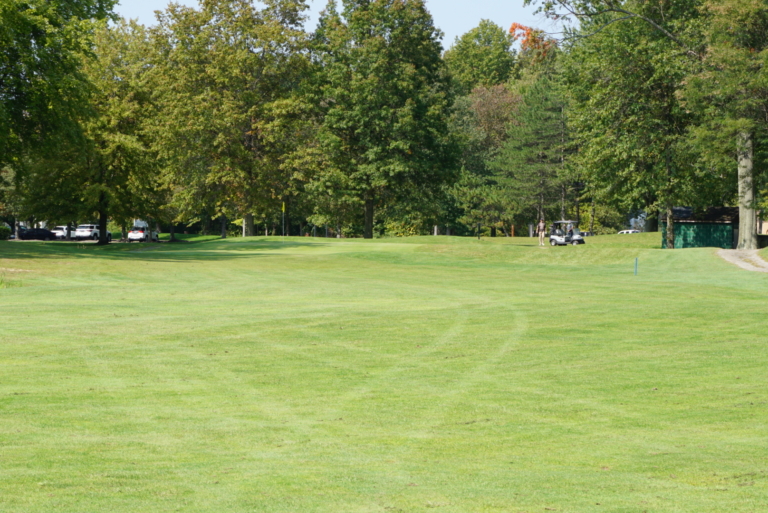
[682,0,768,248]
[148,0,312,233]
[2,0,767,240]
[0,0,116,166]
[562,2,707,246]
[526,0,768,247]
[443,19,517,95]
[312,0,456,238]
[493,64,570,223]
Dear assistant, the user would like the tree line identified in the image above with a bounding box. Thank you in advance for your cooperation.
[1,0,766,247]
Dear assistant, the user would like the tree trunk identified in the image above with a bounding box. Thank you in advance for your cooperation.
[560,105,567,221]
[560,184,566,220]
[243,213,254,237]
[220,215,227,239]
[537,194,544,224]
[364,193,374,239]
[283,198,290,236]
[66,222,72,241]
[575,195,580,225]
[97,193,109,245]
[202,213,210,235]
[644,213,658,233]
[664,150,676,249]
[589,199,595,234]
[490,226,497,237]
[737,132,757,250]
[665,204,675,249]
[169,224,176,242]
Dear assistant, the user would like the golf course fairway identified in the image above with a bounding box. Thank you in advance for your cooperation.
[1,234,767,512]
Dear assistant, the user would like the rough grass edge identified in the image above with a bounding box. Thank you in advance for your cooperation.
[0,273,21,289]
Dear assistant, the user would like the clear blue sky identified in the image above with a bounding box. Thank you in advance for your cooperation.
[114,0,553,50]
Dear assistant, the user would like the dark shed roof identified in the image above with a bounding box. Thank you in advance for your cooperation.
[661,207,739,224]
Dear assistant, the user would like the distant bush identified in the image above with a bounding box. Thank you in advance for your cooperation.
[0,226,11,240]
[383,220,422,237]
[579,204,627,235]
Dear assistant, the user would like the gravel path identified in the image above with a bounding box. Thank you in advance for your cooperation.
[717,249,768,273]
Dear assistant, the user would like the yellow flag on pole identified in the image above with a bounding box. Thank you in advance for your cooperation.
[282,202,285,213]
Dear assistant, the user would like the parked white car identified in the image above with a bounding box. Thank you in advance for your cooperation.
[75,224,111,242]
[50,226,72,240]
[127,222,159,242]
[618,229,641,234]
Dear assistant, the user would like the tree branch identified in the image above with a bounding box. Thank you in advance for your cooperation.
[601,7,702,59]
[564,15,635,40]
[528,0,703,60]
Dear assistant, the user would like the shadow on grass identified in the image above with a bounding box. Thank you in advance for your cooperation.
[0,234,664,265]
[0,238,334,262]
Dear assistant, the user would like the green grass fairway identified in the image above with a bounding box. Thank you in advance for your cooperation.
[2,234,767,512]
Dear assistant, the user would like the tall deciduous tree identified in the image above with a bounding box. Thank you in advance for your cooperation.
[11,19,155,244]
[149,0,312,235]
[450,84,520,233]
[314,0,457,239]
[682,0,768,250]
[529,0,768,248]
[562,4,710,248]
[0,0,116,167]
[443,20,517,96]
[81,20,157,244]
[1,0,116,236]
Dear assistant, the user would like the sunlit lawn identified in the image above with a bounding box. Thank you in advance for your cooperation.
[1,233,767,512]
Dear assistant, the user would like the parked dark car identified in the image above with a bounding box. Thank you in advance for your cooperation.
[19,228,57,241]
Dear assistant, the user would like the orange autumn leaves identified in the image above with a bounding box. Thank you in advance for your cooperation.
[509,22,556,60]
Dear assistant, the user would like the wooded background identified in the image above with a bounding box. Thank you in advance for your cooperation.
[1,0,766,248]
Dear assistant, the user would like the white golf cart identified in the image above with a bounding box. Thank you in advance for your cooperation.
[549,220,586,246]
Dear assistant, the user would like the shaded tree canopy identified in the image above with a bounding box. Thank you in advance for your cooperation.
[312,0,458,239]
[0,0,117,166]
